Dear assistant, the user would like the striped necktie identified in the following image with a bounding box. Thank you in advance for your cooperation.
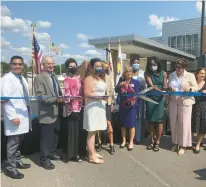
[51,74,59,97]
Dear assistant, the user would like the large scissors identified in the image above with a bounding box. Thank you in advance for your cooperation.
[135,87,159,104]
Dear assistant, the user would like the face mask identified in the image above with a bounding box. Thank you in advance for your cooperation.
[132,75,138,80]
[151,65,158,72]
[95,67,103,73]
[104,69,109,75]
[68,67,78,74]
[132,64,140,71]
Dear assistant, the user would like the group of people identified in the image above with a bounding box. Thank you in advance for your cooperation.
[1,55,206,180]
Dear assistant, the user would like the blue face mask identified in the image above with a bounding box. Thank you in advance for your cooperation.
[132,64,140,71]
[95,67,103,73]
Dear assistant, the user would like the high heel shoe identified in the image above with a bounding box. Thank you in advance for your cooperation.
[109,145,115,155]
[120,143,126,149]
[96,143,102,152]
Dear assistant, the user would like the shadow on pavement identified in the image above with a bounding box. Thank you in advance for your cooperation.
[193,168,206,181]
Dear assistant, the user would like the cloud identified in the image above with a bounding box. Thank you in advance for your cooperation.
[23,32,51,43]
[61,54,88,61]
[37,20,52,28]
[11,47,32,56]
[1,37,12,48]
[196,1,206,13]
[1,16,31,32]
[79,42,94,49]
[84,49,102,57]
[76,33,89,41]
[149,14,179,31]
[0,5,52,43]
[59,43,69,49]
[1,5,12,16]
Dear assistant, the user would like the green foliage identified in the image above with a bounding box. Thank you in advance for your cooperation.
[1,61,34,77]
[54,64,66,75]
[1,61,66,76]
[1,61,10,75]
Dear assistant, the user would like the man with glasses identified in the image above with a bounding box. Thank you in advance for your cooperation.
[34,56,63,170]
[1,55,31,179]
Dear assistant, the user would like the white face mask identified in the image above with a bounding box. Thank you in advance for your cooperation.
[132,75,138,80]
[151,65,158,71]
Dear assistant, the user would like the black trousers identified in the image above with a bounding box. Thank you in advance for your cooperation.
[61,111,87,158]
[40,119,59,162]
[6,134,24,171]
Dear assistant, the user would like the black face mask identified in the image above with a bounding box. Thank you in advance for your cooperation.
[68,67,78,74]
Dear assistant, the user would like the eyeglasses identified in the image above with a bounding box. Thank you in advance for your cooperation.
[12,63,23,66]
[176,65,182,69]
[46,63,55,66]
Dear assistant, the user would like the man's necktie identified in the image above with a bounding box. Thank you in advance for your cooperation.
[19,76,30,107]
[19,76,32,129]
[51,74,59,97]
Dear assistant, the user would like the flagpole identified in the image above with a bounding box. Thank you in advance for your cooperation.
[48,37,51,56]
[31,23,36,95]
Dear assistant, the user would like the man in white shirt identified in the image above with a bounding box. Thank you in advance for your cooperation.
[1,56,31,179]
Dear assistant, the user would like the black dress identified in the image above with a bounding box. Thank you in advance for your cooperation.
[193,82,206,134]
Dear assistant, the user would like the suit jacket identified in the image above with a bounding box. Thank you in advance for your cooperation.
[34,72,62,124]
[1,72,31,136]
[168,70,198,106]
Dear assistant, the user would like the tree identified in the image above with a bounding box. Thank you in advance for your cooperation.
[1,61,10,75]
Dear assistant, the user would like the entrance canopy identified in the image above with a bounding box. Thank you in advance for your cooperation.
[89,34,196,62]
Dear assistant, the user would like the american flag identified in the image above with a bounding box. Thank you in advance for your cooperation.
[32,34,43,74]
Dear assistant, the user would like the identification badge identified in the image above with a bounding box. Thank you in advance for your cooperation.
[53,105,58,115]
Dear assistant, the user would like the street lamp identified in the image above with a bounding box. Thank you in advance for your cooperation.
[200,0,205,56]
[198,0,205,68]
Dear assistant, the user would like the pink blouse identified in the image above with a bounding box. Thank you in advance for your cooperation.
[64,75,83,116]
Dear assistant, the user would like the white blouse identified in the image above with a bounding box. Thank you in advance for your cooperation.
[169,71,184,91]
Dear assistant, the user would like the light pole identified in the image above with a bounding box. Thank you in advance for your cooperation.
[200,0,205,56]
[31,23,36,95]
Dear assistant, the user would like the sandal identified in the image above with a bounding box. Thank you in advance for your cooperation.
[153,143,160,152]
[147,143,154,150]
[89,158,104,164]
[96,153,103,159]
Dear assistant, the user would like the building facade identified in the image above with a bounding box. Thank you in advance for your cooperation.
[150,17,206,57]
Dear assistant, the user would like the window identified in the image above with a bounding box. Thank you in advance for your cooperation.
[192,34,199,56]
[171,36,176,48]
[193,34,198,44]
[168,37,171,46]
[182,35,186,52]
[177,36,182,50]
[186,35,192,54]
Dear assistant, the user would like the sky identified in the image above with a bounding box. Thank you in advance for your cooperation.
[1,1,204,65]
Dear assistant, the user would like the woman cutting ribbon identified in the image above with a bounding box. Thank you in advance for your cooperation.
[61,58,84,163]
[115,66,140,151]
[168,58,198,155]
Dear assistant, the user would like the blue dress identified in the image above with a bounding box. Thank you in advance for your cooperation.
[115,78,140,128]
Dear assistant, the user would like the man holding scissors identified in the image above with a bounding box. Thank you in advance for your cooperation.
[34,56,63,170]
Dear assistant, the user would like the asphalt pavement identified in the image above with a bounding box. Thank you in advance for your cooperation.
[1,136,206,187]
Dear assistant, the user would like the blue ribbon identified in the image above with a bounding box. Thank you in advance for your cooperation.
[0,92,205,100]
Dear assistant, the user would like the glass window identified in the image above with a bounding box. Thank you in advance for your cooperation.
[182,35,186,52]
[176,36,182,50]
[171,36,176,48]
[168,37,171,46]
[193,34,198,44]
[186,35,192,45]
[177,36,182,45]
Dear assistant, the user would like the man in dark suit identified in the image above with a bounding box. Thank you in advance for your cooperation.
[34,56,63,170]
